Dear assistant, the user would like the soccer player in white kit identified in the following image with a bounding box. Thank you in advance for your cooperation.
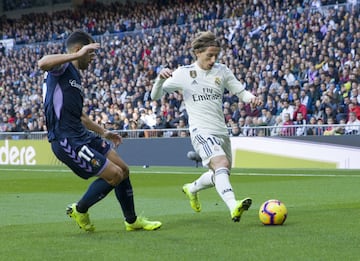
[151,31,262,222]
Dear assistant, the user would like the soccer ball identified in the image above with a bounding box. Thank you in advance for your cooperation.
[259,199,288,225]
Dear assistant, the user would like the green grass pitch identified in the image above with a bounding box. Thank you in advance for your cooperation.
[0,165,359,261]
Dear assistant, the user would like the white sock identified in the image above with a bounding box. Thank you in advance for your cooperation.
[188,170,215,193]
[214,168,237,211]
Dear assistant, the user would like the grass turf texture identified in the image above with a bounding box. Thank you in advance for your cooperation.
[0,165,359,261]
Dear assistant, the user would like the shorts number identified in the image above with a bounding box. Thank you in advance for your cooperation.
[207,137,221,146]
[78,145,94,162]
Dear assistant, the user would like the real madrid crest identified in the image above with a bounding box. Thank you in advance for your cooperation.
[215,77,221,86]
[190,70,197,78]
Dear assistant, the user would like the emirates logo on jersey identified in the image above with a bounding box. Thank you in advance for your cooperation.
[69,79,82,90]
[190,70,197,78]
[215,77,221,87]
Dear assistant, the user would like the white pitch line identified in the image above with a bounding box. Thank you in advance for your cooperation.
[135,170,360,177]
[232,173,360,177]
[0,168,359,177]
[0,168,71,173]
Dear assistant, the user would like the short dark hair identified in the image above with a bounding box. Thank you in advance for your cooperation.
[65,30,94,50]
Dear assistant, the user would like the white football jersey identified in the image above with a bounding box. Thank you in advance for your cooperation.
[160,62,246,135]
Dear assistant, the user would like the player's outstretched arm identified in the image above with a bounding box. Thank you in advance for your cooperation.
[38,43,100,71]
[238,90,263,106]
[151,68,173,100]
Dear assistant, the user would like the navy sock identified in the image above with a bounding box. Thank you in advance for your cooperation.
[76,178,114,213]
[114,177,136,223]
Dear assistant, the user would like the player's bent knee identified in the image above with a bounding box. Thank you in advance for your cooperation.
[122,165,129,178]
[210,156,230,170]
[99,164,127,186]
[111,165,128,186]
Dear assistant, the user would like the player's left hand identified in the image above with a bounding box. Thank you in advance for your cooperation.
[103,131,122,147]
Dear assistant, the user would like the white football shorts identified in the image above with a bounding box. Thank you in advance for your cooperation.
[190,132,232,168]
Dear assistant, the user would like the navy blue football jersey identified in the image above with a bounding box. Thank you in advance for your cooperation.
[44,62,93,144]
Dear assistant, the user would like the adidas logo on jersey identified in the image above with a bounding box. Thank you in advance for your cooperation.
[191,80,198,85]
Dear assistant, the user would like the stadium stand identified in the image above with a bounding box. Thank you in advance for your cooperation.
[1,0,360,138]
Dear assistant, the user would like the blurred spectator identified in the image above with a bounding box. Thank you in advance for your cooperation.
[314,118,325,135]
[174,130,187,137]
[293,98,308,122]
[281,113,295,136]
[153,115,166,137]
[324,117,344,135]
[306,116,318,136]
[237,117,245,129]
[270,116,283,136]
[294,112,307,136]
[263,109,276,126]
[230,123,242,137]
[242,116,256,136]
[127,119,141,138]
[322,106,336,124]
[312,100,324,121]
[280,100,295,121]
[347,102,360,120]
[174,117,188,137]
[345,112,360,134]
[283,67,296,87]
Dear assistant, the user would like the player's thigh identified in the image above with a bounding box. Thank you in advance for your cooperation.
[87,136,127,170]
[221,136,232,167]
[88,137,129,183]
[106,149,129,173]
[80,138,128,184]
[98,159,126,186]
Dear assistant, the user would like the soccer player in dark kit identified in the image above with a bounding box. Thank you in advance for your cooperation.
[38,30,161,232]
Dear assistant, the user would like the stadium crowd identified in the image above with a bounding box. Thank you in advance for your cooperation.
[1,0,360,137]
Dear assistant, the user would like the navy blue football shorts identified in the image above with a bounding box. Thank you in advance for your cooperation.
[51,136,111,179]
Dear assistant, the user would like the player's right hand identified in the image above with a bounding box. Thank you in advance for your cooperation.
[250,96,263,107]
[103,130,122,147]
[159,68,173,79]
[77,43,100,58]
